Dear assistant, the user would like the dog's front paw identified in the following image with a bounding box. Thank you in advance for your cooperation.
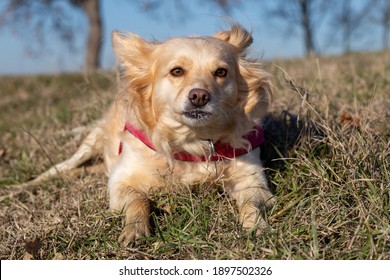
[111,189,152,246]
[118,221,151,246]
[239,204,270,236]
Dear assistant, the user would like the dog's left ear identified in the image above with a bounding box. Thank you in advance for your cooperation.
[212,24,253,53]
[238,62,273,124]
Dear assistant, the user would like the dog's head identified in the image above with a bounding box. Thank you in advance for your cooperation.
[113,24,272,155]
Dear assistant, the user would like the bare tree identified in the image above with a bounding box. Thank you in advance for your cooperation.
[339,0,353,53]
[0,0,102,72]
[300,0,316,56]
[329,0,373,54]
[79,0,102,72]
[382,1,390,49]
[214,0,331,57]
[265,0,335,57]
[372,0,390,49]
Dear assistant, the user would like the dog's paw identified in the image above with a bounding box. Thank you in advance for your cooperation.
[118,222,151,246]
[239,203,271,236]
[264,195,277,208]
[242,217,268,237]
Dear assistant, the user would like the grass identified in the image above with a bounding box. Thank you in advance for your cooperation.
[0,52,389,260]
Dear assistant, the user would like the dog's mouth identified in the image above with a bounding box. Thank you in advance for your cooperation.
[182,109,214,126]
[183,109,212,120]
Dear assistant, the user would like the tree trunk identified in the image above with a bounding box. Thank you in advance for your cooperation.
[342,0,352,54]
[82,0,102,72]
[383,9,390,49]
[299,0,316,57]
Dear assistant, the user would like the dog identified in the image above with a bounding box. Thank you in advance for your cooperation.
[21,24,275,246]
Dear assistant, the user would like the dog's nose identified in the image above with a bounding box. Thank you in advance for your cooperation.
[188,88,210,107]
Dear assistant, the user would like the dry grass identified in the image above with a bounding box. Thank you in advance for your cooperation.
[0,52,389,259]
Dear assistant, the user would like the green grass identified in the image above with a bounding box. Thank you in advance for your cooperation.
[0,52,389,259]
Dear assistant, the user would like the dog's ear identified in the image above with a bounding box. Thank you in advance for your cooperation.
[212,24,253,52]
[238,61,273,124]
[112,31,156,98]
[112,31,154,69]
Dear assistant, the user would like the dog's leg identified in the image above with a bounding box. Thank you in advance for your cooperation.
[228,159,275,234]
[109,181,151,246]
[11,123,105,189]
[230,174,275,233]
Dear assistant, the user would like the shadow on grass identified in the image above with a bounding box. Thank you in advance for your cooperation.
[260,110,325,193]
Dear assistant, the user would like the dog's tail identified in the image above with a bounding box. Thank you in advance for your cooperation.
[9,122,105,191]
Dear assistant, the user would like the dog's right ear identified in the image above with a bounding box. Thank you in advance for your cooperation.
[112,31,154,69]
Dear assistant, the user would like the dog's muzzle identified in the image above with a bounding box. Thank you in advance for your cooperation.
[182,88,214,125]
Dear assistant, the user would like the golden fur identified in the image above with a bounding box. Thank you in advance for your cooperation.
[21,24,275,246]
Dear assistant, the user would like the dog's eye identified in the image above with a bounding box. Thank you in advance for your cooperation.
[214,68,228,78]
[170,67,185,77]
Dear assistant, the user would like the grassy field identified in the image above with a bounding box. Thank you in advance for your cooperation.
[0,52,389,260]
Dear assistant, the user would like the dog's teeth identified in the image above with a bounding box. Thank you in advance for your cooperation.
[187,110,203,119]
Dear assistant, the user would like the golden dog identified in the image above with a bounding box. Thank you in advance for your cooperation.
[26,24,275,246]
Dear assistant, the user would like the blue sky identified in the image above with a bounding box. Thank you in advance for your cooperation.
[0,0,382,75]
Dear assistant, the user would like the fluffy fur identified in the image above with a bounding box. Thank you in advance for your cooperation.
[22,24,275,246]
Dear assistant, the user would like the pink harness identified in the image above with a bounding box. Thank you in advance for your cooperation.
[118,123,264,162]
